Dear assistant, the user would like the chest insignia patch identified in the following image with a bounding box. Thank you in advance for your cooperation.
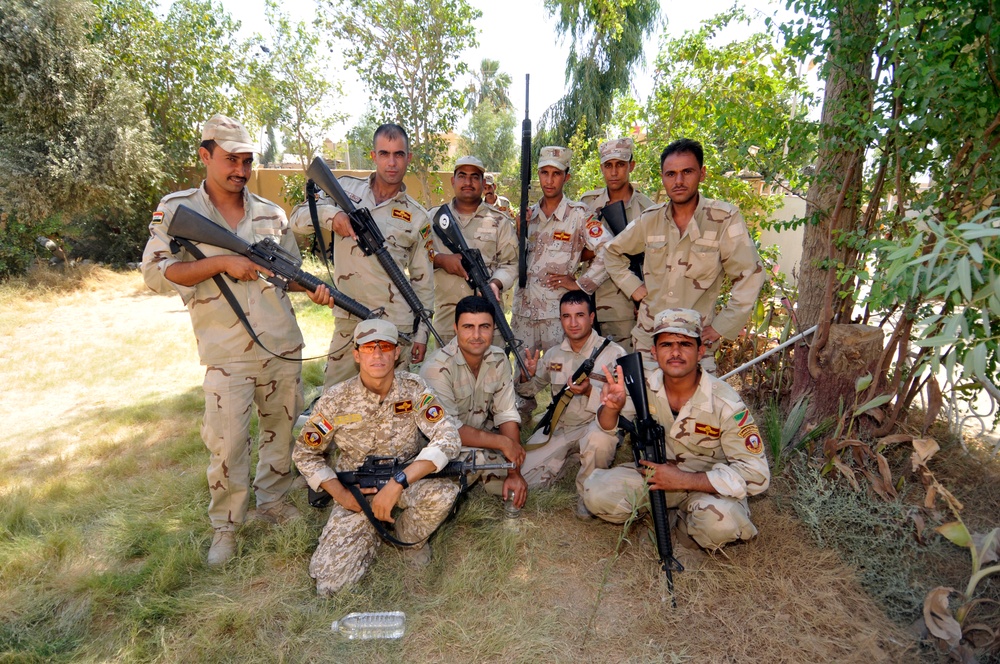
[392,208,412,222]
[549,362,563,372]
[553,231,572,242]
[425,404,444,423]
[394,400,414,414]
[333,413,361,426]
[348,192,361,203]
[694,422,721,437]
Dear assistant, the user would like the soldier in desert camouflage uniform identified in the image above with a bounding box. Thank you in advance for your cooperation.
[289,123,434,388]
[421,296,528,508]
[428,156,517,346]
[604,138,765,371]
[483,173,514,217]
[141,114,334,565]
[293,319,462,595]
[512,146,612,353]
[517,291,631,519]
[586,309,770,550]
[579,138,655,352]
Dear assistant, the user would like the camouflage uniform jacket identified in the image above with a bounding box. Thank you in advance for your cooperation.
[579,186,655,323]
[293,371,462,491]
[288,174,435,344]
[514,196,611,320]
[648,368,770,500]
[516,330,627,429]
[604,195,765,340]
[428,200,517,328]
[140,182,304,365]
[419,339,520,431]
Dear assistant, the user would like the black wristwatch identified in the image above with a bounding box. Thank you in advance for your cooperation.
[393,470,409,489]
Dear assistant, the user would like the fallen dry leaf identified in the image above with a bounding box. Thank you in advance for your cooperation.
[877,433,913,446]
[923,376,943,435]
[911,437,940,472]
[923,586,962,647]
[911,511,927,544]
[971,528,1000,565]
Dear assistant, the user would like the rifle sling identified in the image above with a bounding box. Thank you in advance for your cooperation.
[343,474,467,548]
[526,336,613,450]
[171,236,329,363]
[306,180,332,268]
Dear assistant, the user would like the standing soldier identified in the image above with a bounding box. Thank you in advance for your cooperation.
[290,123,435,387]
[429,156,517,347]
[293,319,462,595]
[483,173,514,217]
[141,114,334,565]
[512,145,611,355]
[421,296,528,508]
[579,138,655,352]
[604,139,765,371]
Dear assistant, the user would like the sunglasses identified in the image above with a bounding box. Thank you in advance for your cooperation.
[357,341,396,354]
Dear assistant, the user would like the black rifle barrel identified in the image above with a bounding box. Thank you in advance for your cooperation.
[518,74,531,289]
[168,205,376,321]
[306,157,443,346]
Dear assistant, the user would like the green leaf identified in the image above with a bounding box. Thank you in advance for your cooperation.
[855,372,873,393]
[853,393,892,417]
[958,256,973,300]
[937,521,972,548]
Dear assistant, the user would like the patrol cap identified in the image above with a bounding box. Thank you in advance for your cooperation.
[202,114,258,154]
[599,137,634,164]
[538,146,572,171]
[354,319,399,345]
[652,308,702,340]
[454,155,486,173]
[484,173,496,185]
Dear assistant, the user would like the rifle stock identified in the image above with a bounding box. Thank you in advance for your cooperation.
[306,157,443,345]
[617,352,683,602]
[599,200,644,280]
[518,74,531,289]
[168,204,379,322]
[432,205,529,378]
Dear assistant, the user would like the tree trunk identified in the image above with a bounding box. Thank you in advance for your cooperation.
[792,0,878,410]
[796,324,884,420]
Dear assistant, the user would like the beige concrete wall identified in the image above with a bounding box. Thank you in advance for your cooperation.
[758,194,806,283]
[247,167,456,217]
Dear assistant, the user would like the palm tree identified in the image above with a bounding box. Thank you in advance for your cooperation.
[464,58,513,113]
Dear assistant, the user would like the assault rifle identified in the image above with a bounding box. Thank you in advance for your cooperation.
[616,351,683,603]
[168,204,379,322]
[307,451,514,508]
[531,336,613,445]
[517,74,531,289]
[432,205,530,378]
[306,157,443,346]
[598,200,644,280]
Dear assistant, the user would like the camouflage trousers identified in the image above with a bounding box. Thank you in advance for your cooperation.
[511,313,564,355]
[309,478,459,596]
[520,421,618,495]
[595,318,634,352]
[201,358,302,531]
[323,317,414,388]
[582,465,758,550]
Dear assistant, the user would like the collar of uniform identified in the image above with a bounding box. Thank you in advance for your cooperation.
[559,328,601,354]
[533,195,570,223]
[648,366,714,414]
[595,186,640,209]
[353,370,404,404]
[197,180,250,226]
[365,172,409,204]
[441,337,461,358]
[665,194,711,241]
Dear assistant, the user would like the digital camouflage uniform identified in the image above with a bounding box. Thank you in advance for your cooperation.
[292,371,462,595]
[512,196,612,352]
[288,175,434,387]
[420,339,521,492]
[579,186,655,351]
[516,330,631,494]
[604,196,765,363]
[583,369,771,550]
[427,201,517,346]
[141,183,304,532]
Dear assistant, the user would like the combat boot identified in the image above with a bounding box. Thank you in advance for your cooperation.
[207,530,236,566]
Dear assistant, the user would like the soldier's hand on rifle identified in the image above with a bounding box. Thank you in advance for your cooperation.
[599,364,626,411]
[567,375,592,397]
[499,435,526,468]
[639,460,686,492]
[521,348,540,380]
[436,253,469,280]
[630,284,648,302]
[224,256,272,281]
[371,482,401,523]
[488,280,502,301]
[322,479,375,513]
[331,211,356,239]
[304,283,334,307]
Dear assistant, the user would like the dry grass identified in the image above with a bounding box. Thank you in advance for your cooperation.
[1,265,985,662]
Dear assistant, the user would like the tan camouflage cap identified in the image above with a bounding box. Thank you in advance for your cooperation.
[599,137,634,164]
[202,114,258,154]
[484,173,496,185]
[354,319,399,345]
[652,308,702,339]
[454,155,486,173]
[538,146,572,171]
